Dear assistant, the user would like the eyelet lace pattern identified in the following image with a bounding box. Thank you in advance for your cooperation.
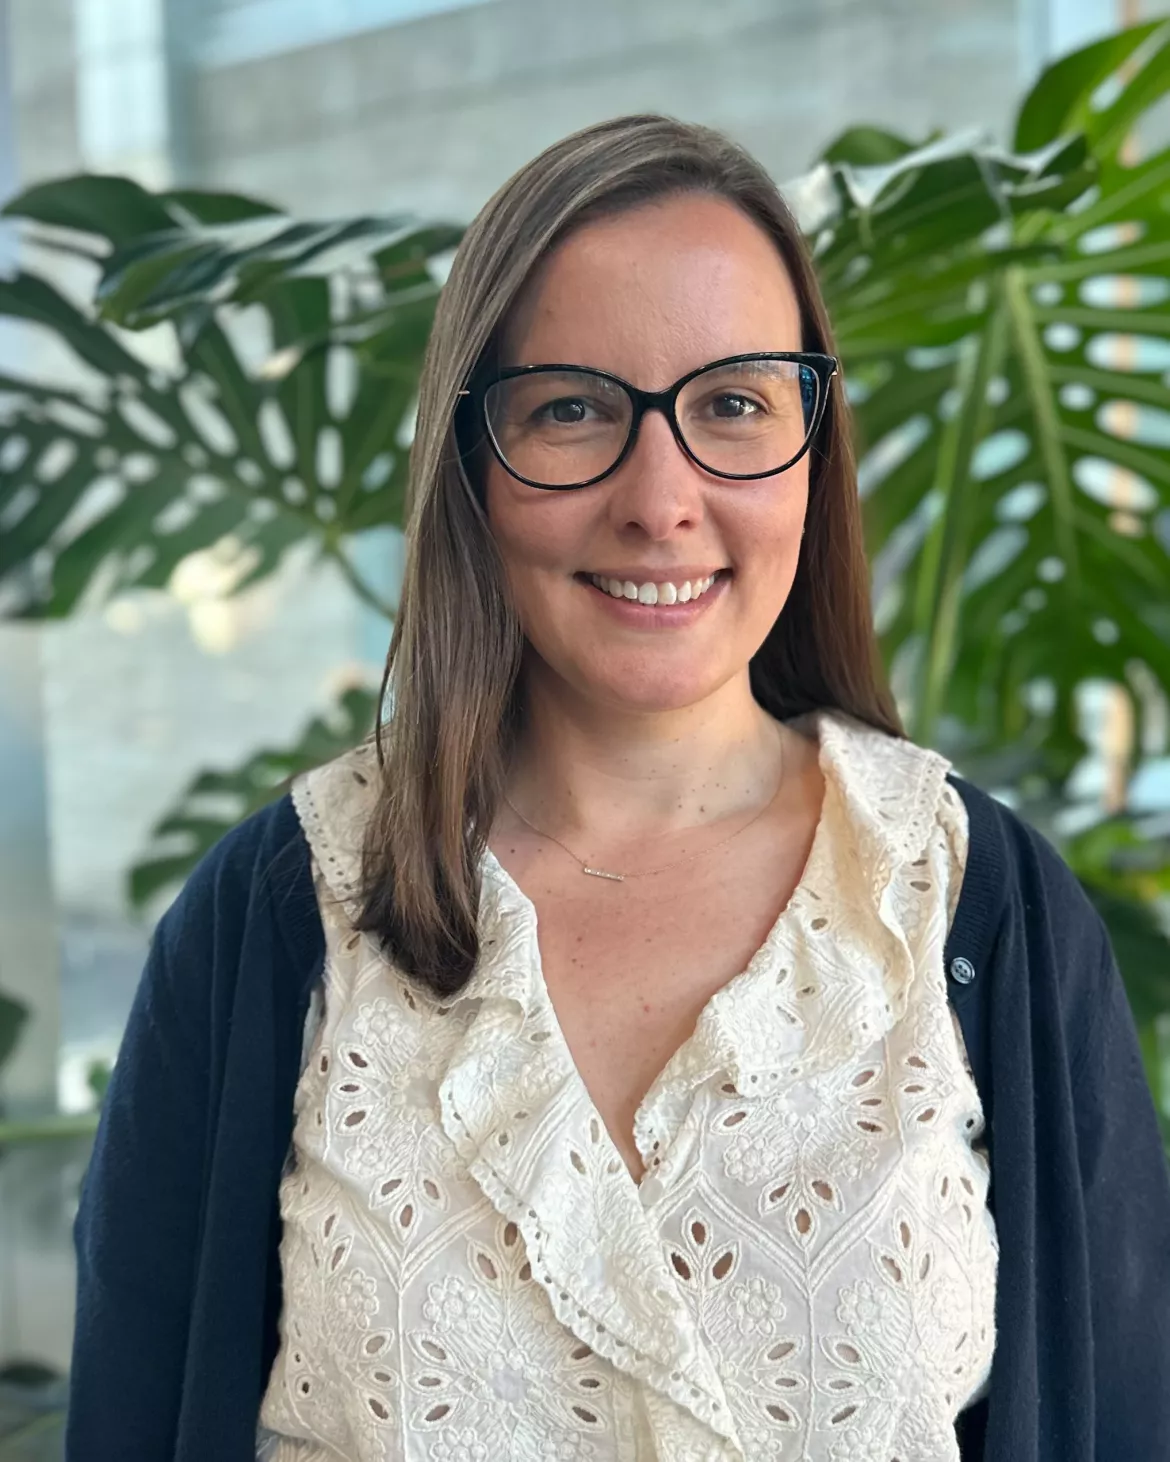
[258,709,997,1462]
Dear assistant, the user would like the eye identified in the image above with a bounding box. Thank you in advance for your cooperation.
[532,396,598,425]
[709,392,763,419]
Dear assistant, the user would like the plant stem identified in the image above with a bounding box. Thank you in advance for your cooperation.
[324,544,396,621]
[909,282,1009,746]
[0,1409,64,1448]
[0,1113,100,1146]
[1003,264,1081,597]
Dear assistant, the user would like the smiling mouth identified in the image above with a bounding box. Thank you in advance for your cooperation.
[576,569,730,606]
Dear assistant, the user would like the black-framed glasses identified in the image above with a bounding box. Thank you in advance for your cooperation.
[473,351,838,491]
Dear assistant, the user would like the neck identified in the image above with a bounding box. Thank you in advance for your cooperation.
[505,665,787,848]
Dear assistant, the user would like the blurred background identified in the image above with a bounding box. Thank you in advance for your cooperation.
[1,0,1169,1454]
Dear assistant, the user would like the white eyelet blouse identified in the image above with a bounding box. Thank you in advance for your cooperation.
[257,708,998,1462]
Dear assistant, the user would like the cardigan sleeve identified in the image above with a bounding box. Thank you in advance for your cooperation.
[64,829,257,1462]
[65,797,323,1462]
[65,871,215,1459]
[1072,932,1170,1456]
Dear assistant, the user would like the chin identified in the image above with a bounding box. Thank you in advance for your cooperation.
[578,663,726,715]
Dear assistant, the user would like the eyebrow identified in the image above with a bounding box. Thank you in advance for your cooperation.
[503,365,629,387]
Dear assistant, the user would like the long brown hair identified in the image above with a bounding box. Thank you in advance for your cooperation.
[351,114,903,997]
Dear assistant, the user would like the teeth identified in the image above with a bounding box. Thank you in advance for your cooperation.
[590,573,719,604]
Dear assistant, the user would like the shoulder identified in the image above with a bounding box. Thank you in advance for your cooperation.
[153,792,319,966]
[945,772,1115,1059]
[121,794,324,1100]
[947,771,1106,940]
[816,713,1101,947]
[286,735,381,921]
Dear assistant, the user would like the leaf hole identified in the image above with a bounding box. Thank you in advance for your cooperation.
[712,1250,734,1280]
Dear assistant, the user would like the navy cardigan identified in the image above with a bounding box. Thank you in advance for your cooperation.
[65,773,1170,1461]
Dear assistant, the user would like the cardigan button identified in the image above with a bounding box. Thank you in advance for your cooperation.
[948,956,976,985]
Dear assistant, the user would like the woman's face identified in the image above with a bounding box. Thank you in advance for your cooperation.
[483,192,811,718]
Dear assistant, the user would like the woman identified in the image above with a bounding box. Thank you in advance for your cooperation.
[66,117,1170,1462]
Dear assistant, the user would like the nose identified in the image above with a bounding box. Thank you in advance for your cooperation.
[605,407,707,539]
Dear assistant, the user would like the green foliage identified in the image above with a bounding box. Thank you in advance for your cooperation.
[0,993,27,1076]
[0,1358,66,1460]
[84,1059,111,1106]
[0,177,461,620]
[812,20,1170,779]
[0,27,1166,1129]
[128,685,379,907]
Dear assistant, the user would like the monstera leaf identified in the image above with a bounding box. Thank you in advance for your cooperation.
[128,683,380,907]
[812,21,1170,785]
[0,990,27,1076]
[0,177,461,619]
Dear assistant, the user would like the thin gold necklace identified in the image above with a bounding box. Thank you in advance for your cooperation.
[502,745,784,883]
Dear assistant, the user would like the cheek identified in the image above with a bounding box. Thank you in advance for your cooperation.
[484,462,589,591]
[724,476,808,575]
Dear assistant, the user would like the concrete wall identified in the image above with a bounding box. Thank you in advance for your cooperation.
[9,0,81,181]
[189,0,1026,219]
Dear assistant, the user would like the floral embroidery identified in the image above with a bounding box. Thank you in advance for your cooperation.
[258,709,997,1462]
[714,1053,892,1247]
[261,1194,399,1457]
[815,1208,994,1459]
[404,1217,613,1456]
[662,1208,807,1456]
[322,987,467,1237]
[337,1269,380,1328]
[428,1429,489,1462]
[422,1276,483,1331]
[728,1275,787,1340]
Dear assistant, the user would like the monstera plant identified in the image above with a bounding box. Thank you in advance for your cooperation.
[0,24,1168,1125]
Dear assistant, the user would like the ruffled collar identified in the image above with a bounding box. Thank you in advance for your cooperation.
[292,706,953,1054]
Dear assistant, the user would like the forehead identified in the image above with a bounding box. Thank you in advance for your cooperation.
[501,193,804,386]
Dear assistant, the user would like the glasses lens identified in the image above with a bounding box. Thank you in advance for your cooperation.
[676,359,820,477]
[485,370,632,486]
